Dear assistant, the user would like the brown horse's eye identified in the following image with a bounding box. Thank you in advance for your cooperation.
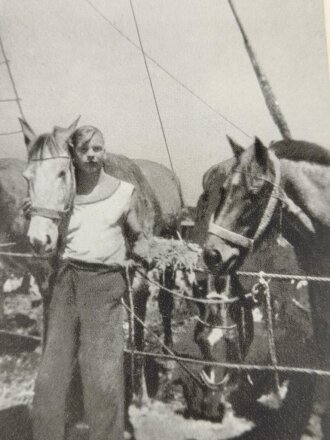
[214,188,226,218]
[219,187,225,199]
[202,192,209,203]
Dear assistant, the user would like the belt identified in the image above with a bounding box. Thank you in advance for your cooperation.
[61,258,124,273]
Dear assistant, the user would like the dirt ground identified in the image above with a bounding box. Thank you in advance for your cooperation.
[0,349,322,440]
[130,401,322,440]
[130,400,254,440]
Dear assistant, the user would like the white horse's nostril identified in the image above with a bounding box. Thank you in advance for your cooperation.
[46,235,51,245]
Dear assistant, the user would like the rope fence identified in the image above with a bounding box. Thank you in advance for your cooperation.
[124,265,330,388]
[1,248,330,385]
[123,349,330,378]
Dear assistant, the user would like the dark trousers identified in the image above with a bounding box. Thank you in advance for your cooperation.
[32,261,126,440]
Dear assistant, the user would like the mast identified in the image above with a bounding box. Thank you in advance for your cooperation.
[227,0,291,140]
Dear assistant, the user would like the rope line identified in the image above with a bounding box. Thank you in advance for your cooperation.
[0,249,329,283]
[0,98,22,103]
[125,265,136,395]
[0,130,22,136]
[2,328,330,379]
[125,349,330,378]
[128,0,175,175]
[261,277,280,391]
[83,0,251,139]
[121,298,205,388]
[237,270,330,283]
[0,35,25,120]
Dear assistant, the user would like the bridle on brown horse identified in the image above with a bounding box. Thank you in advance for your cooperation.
[208,151,282,250]
[197,276,254,390]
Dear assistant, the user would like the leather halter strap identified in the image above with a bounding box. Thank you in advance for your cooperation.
[28,156,75,220]
[30,206,71,220]
[208,152,282,249]
[209,218,254,249]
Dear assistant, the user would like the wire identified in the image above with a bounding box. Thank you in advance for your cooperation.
[0,130,22,136]
[83,0,252,139]
[128,0,175,175]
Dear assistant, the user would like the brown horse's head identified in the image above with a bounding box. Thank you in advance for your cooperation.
[175,274,254,421]
[196,275,254,387]
[20,118,79,255]
[203,137,280,275]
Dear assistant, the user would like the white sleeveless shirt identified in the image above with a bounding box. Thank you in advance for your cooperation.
[61,172,135,266]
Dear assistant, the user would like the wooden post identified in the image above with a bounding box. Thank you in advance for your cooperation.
[227,0,292,140]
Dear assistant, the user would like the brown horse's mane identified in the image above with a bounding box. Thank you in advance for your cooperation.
[271,139,330,166]
[28,134,66,161]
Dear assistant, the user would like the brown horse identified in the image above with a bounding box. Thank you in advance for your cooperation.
[203,136,330,438]
[0,158,53,326]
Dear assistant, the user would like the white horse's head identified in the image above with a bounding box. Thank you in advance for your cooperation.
[20,118,79,255]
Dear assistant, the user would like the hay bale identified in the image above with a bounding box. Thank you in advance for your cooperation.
[134,237,203,271]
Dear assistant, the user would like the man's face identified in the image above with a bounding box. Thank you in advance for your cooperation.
[73,131,105,174]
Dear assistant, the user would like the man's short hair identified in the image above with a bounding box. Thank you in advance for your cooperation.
[70,126,104,149]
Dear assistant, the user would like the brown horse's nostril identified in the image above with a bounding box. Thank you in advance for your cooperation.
[203,248,222,268]
[32,239,43,254]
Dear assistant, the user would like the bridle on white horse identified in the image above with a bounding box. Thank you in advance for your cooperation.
[208,152,282,250]
[28,155,76,221]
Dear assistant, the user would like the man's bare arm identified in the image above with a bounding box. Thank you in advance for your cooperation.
[125,189,150,264]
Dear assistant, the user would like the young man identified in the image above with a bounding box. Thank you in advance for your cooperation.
[30,126,146,440]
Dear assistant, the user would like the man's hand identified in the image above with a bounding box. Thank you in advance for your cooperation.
[125,259,138,271]
[22,197,32,220]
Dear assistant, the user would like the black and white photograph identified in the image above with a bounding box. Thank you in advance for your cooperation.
[1,1,330,439]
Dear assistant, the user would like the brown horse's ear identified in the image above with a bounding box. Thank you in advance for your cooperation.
[227,135,244,160]
[19,118,36,148]
[254,137,269,170]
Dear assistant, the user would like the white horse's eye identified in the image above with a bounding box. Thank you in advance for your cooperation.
[58,170,66,178]
[22,170,32,181]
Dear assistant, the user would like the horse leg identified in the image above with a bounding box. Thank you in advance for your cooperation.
[308,281,330,439]
[194,319,212,377]
[34,268,54,347]
[158,286,174,349]
[128,270,150,406]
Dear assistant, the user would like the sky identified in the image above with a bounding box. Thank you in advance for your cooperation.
[1,0,330,205]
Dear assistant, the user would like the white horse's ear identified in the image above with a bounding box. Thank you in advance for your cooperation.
[19,118,36,148]
[67,115,81,135]
[227,135,244,160]
[254,137,269,170]
[53,115,81,144]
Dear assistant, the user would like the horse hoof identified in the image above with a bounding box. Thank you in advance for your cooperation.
[124,419,136,440]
